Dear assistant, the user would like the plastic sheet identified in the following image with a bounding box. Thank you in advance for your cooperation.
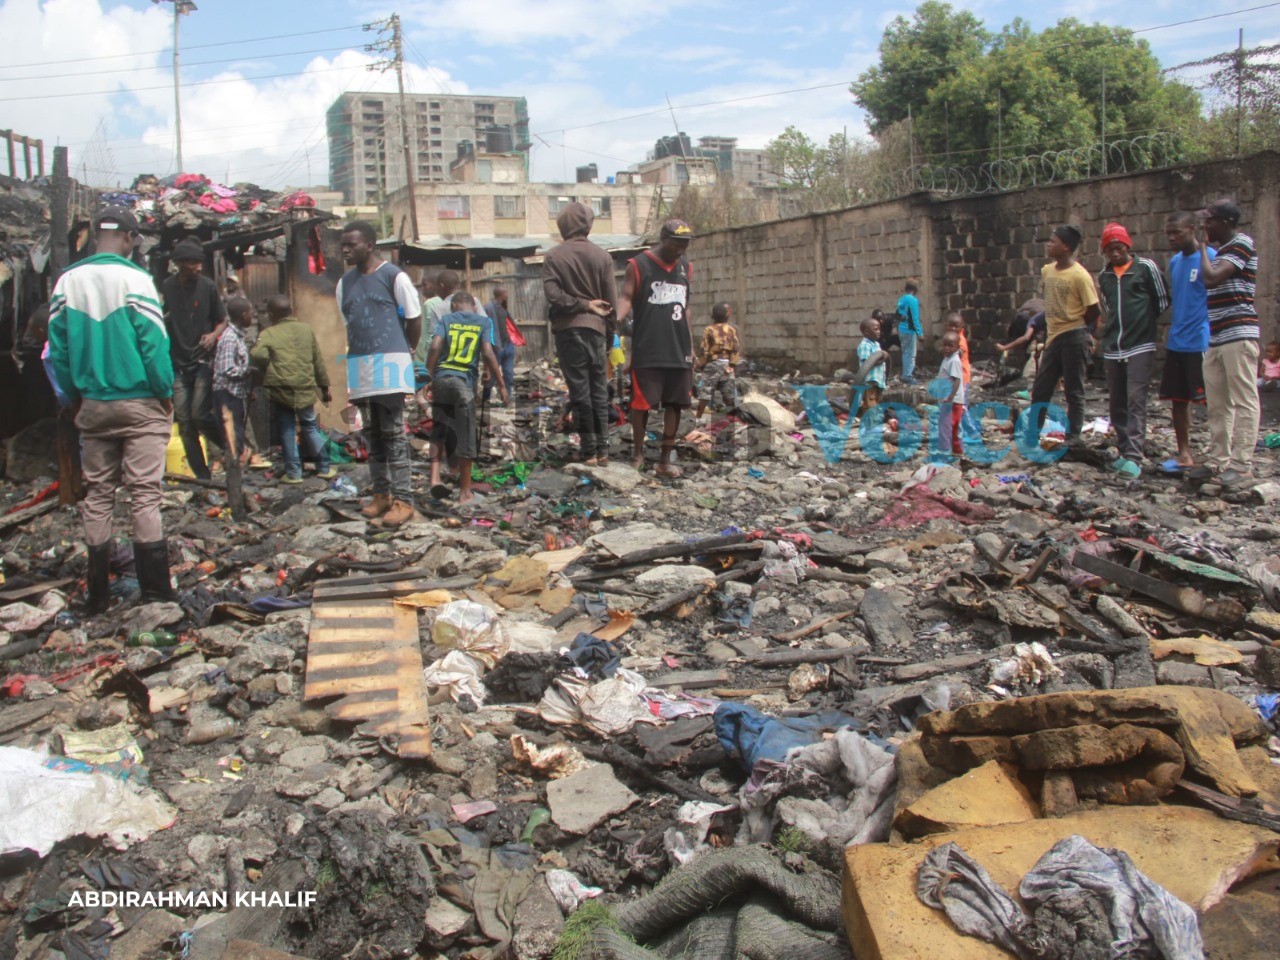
[0,746,176,856]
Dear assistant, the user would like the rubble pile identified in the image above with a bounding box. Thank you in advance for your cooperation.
[0,365,1278,960]
[102,173,322,238]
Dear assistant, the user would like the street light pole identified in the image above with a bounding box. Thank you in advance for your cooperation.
[153,0,197,172]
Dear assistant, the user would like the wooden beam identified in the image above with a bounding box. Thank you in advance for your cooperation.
[304,597,431,758]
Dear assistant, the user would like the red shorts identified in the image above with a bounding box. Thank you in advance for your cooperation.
[630,367,694,411]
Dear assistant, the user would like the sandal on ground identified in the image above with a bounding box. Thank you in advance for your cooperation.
[1158,458,1187,476]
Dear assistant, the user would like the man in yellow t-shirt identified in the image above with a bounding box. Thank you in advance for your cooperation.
[1030,225,1101,439]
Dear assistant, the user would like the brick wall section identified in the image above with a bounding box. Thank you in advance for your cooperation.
[689,152,1280,372]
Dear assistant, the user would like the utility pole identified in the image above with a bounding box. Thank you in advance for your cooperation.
[908,104,915,170]
[366,14,420,240]
[1236,28,1245,156]
[1101,66,1107,175]
[997,89,1003,162]
[153,1,198,172]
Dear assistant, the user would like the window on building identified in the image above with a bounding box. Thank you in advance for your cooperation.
[588,197,612,218]
[475,159,493,183]
[430,139,442,147]
[437,196,470,219]
[430,114,441,122]
[430,101,441,109]
[494,195,525,219]
[547,195,573,216]
[430,127,441,135]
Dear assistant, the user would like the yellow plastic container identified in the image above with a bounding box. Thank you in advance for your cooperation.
[165,424,207,477]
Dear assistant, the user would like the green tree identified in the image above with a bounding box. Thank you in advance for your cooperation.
[854,6,1200,168]
[1169,41,1280,157]
[764,126,823,188]
[851,1,989,137]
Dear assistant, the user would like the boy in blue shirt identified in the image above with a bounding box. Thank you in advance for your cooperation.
[896,279,922,384]
[1159,212,1213,474]
[855,315,888,412]
[426,291,508,504]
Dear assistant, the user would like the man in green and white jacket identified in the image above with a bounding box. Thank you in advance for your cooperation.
[47,205,177,613]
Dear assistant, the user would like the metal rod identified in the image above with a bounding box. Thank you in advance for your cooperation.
[1101,66,1107,175]
[173,3,183,172]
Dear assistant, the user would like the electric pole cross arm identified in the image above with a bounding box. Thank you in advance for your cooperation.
[364,14,420,241]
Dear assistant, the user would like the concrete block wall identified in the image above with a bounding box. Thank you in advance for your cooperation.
[689,151,1280,372]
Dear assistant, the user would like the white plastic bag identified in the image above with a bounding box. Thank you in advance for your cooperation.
[0,746,176,856]
[431,600,508,666]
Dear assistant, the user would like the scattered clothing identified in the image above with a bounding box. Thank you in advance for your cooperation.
[918,836,1203,960]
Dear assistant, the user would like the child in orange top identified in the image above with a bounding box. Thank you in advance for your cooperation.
[946,311,982,444]
[946,312,972,385]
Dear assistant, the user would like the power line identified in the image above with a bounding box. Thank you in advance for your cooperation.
[531,80,855,137]
[1131,3,1280,34]
[0,43,365,84]
[0,61,384,104]
[4,23,366,69]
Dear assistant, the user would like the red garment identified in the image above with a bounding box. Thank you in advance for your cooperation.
[958,331,972,383]
[944,402,964,454]
[280,191,316,211]
[1101,222,1133,249]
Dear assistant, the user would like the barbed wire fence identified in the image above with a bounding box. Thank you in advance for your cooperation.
[856,133,1186,203]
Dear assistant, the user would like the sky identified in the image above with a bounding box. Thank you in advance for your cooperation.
[1,0,1278,192]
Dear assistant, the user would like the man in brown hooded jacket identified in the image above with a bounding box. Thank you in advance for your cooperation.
[542,202,616,463]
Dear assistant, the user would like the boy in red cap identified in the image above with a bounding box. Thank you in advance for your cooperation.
[1096,222,1169,478]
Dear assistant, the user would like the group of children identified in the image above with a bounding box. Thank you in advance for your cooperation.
[854,207,1270,477]
[207,294,334,483]
[856,298,974,458]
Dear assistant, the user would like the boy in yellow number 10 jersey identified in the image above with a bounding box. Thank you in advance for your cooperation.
[426,291,509,504]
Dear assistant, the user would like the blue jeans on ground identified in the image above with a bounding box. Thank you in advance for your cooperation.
[272,402,329,477]
[900,332,919,382]
[483,343,517,404]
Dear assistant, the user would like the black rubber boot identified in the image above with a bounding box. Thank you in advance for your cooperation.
[85,543,111,615]
[134,540,178,603]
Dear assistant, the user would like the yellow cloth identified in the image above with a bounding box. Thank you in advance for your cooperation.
[1040,261,1098,342]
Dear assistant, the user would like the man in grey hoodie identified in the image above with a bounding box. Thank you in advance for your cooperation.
[542,202,616,463]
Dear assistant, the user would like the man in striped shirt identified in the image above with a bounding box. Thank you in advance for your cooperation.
[1197,199,1260,487]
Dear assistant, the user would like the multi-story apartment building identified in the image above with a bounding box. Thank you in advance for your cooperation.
[326,92,531,204]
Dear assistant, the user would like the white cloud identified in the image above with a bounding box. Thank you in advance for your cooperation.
[0,0,170,178]
[0,0,472,190]
[403,0,650,47]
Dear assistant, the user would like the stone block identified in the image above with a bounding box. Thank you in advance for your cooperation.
[547,763,637,835]
[843,807,1280,960]
[894,761,1039,838]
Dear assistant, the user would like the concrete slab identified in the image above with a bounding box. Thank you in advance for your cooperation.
[547,762,638,835]
[843,806,1280,960]
[895,761,1039,837]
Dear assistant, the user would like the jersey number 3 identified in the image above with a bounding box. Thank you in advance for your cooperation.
[672,305,684,322]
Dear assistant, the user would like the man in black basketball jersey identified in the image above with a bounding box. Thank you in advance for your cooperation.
[616,219,695,478]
